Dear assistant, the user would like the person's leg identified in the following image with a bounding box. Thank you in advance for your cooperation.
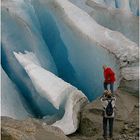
[109,118,114,138]
[110,83,114,94]
[103,117,107,138]
[104,82,108,90]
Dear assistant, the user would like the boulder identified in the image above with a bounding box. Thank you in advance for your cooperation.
[1,117,70,140]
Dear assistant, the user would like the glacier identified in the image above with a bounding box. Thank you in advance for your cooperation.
[2,0,59,117]
[14,51,78,110]
[86,0,139,44]
[1,0,139,135]
[36,0,138,99]
[14,51,88,135]
[70,0,139,16]
[69,0,93,13]
[70,0,139,44]
[1,67,30,120]
[32,0,120,101]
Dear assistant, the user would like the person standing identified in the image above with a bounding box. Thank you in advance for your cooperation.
[101,91,116,140]
[103,65,116,94]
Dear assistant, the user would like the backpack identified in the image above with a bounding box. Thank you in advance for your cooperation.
[105,100,113,116]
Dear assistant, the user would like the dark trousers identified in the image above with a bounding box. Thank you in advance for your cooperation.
[103,117,114,137]
[104,82,114,94]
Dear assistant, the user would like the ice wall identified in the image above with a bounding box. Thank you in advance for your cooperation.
[84,0,139,16]
[32,0,117,101]
[14,51,88,135]
[115,0,139,16]
[1,0,59,117]
[69,0,139,44]
[129,0,139,16]
[86,0,139,44]
[1,0,139,134]
[1,0,139,119]
[13,51,76,110]
[1,67,30,120]
[69,0,93,13]
[32,0,77,86]
[35,0,138,100]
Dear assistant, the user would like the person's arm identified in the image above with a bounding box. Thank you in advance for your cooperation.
[110,68,115,76]
[111,97,116,108]
[101,97,107,108]
[110,68,116,80]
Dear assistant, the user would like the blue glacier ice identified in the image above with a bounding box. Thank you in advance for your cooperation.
[70,0,139,16]
[86,0,139,45]
[1,0,139,135]
[70,0,93,13]
[70,0,139,44]
[1,0,59,117]
[115,0,139,16]
[32,0,119,101]
[129,0,139,16]
[14,51,88,135]
[1,67,31,120]
[33,0,138,100]
[32,0,77,86]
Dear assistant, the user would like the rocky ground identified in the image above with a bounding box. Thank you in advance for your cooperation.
[69,89,139,140]
[1,117,70,140]
[1,89,139,140]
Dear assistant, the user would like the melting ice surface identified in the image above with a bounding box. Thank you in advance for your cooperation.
[1,0,139,135]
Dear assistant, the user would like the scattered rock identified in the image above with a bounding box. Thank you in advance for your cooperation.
[122,134,127,138]
[70,90,139,140]
[124,124,128,130]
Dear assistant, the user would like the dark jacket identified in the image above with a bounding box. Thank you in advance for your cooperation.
[101,96,116,118]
